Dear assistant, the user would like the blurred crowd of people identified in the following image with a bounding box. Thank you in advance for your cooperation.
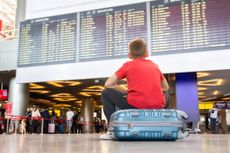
[0,106,107,134]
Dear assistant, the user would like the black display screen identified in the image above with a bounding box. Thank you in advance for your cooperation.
[79,3,147,61]
[18,13,77,67]
[151,0,230,53]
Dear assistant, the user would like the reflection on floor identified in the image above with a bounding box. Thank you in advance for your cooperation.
[0,134,229,153]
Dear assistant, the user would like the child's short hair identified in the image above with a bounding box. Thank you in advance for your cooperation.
[129,38,147,58]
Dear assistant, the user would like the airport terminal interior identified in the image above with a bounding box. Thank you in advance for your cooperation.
[0,0,230,152]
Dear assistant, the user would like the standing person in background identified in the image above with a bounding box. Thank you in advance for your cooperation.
[66,108,74,134]
[205,113,211,133]
[71,110,78,133]
[31,106,41,134]
[25,108,32,134]
[94,119,100,133]
[51,110,56,123]
[77,112,83,133]
[41,108,50,134]
[209,106,219,134]
[217,113,225,134]
[100,38,169,139]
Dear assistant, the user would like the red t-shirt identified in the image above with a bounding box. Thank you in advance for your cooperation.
[115,58,165,109]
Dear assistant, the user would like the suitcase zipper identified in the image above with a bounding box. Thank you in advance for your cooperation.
[110,121,182,128]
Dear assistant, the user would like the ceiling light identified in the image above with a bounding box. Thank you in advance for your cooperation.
[197,87,208,91]
[83,89,103,92]
[79,92,91,97]
[198,95,207,98]
[83,86,104,91]
[198,92,205,95]
[222,97,230,101]
[217,79,223,85]
[30,90,50,94]
[47,82,64,87]
[53,98,78,102]
[75,101,82,104]
[50,93,74,98]
[197,72,209,78]
[30,83,45,89]
[87,86,104,89]
[79,92,101,97]
[57,81,82,86]
[47,81,81,87]
[198,79,224,86]
[213,90,219,95]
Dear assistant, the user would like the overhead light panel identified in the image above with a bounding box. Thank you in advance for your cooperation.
[30,90,50,94]
[213,90,219,95]
[30,83,45,89]
[222,97,230,101]
[198,87,208,91]
[53,97,78,102]
[199,95,207,98]
[197,72,210,78]
[56,81,82,86]
[83,86,104,91]
[198,92,205,95]
[47,82,64,87]
[75,101,82,104]
[79,92,101,97]
[47,81,81,87]
[50,93,74,98]
[198,79,224,86]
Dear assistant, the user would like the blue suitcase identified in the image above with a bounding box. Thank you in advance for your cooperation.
[109,109,189,141]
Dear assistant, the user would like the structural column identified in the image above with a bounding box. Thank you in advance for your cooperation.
[81,98,94,133]
[8,77,29,116]
[176,72,200,130]
[8,77,29,133]
[15,0,26,30]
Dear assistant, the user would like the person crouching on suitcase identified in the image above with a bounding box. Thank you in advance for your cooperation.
[100,38,169,139]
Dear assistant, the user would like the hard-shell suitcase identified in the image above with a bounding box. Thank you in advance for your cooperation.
[109,109,189,141]
[48,123,55,134]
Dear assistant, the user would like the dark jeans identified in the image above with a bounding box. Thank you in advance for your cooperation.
[101,88,136,122]
[210,118,217,133]
[102,88,171,123]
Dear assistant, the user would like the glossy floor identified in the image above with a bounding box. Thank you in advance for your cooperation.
[0,134,229,153]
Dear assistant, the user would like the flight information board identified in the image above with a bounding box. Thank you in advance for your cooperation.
[18,0,230,66]
[151,0,230,53]
[18,13,77,67]
[79,3,147,61]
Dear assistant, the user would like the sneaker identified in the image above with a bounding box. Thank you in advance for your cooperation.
[178,131,189,139]
[99,131,113,140]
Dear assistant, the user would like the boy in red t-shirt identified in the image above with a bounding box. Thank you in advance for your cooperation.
[100,38,169,139]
